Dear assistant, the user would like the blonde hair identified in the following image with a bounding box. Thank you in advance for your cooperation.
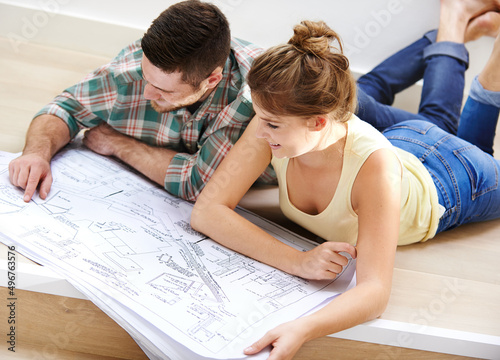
[248,20,357,122]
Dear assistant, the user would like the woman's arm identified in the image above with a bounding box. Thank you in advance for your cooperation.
[191,117,306,274]
[192,116,357,279]
[244,148,402,360]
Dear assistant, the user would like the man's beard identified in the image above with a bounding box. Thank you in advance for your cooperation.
[150,100,185,113]
[150,86,208,114]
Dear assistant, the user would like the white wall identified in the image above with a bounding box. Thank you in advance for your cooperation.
[0,0,493,93]
[0,0,441,73]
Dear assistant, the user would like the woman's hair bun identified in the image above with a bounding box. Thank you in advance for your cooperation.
[248,19,356,122]
[288,20,343,57]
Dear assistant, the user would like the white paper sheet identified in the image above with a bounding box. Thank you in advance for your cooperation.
[0,143,356,360]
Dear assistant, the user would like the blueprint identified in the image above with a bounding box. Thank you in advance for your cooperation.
[0,143,356,360]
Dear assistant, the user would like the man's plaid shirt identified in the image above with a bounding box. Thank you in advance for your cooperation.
[35,38,276,201]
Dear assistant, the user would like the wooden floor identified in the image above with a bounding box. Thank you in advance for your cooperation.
[0,289,477,360]
[1,36,500,359]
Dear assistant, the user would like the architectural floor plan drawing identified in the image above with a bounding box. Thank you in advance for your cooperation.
[0,143,356,360]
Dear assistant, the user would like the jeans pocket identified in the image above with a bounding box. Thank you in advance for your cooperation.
[453,145,499,199]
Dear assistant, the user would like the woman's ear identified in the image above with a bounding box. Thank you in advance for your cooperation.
[311,116,328,131]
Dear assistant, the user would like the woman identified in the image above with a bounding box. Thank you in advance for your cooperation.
[191,4,500,360]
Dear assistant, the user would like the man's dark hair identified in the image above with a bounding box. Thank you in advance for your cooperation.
[141,0,231,88]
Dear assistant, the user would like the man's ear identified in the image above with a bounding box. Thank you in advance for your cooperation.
[206,67,223,89]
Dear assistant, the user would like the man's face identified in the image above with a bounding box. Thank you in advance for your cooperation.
[141,55,209,113]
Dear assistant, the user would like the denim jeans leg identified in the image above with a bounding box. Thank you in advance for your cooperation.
[357,30,436,105]
[356,90,431,131]
[356,31,469,133]
[356,32,437,131]
[457,76,500,155]
[418,42,469,135]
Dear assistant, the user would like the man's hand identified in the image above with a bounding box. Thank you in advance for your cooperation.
[83,122,173,187]
[82,122,125,156]
[9,154,53,202]
[7,114,71,202]
[293,242,357,280]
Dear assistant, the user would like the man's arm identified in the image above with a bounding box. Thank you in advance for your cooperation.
[82,107,252,202]
[82,122,174,186]
[9,114,71,202]
[9,40,147,202]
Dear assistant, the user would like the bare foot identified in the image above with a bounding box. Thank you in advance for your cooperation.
[441,0,500,19]
[438,0,500,43]
[465,11,500,41]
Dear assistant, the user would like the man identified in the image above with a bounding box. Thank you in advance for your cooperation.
[8,0,275,203]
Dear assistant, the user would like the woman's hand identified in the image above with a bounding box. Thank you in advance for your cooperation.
[244,320,308,360]
[294,242,357,280]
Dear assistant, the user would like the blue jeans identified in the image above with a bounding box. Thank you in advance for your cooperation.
[358,31,500,233]
[458,77,500,155]
[384,119,500,234]
[356,30,468,134]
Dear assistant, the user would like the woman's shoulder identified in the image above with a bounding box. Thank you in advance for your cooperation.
[346,114,393,155]
[348,114,387,137]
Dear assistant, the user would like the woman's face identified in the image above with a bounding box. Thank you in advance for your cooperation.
[253,103,322,159]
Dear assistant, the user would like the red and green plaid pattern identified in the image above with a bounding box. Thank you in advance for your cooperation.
[36,38,276,200]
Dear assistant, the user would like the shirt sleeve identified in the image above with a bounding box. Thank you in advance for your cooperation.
[34,41,141,138]
[34,78,115,139]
